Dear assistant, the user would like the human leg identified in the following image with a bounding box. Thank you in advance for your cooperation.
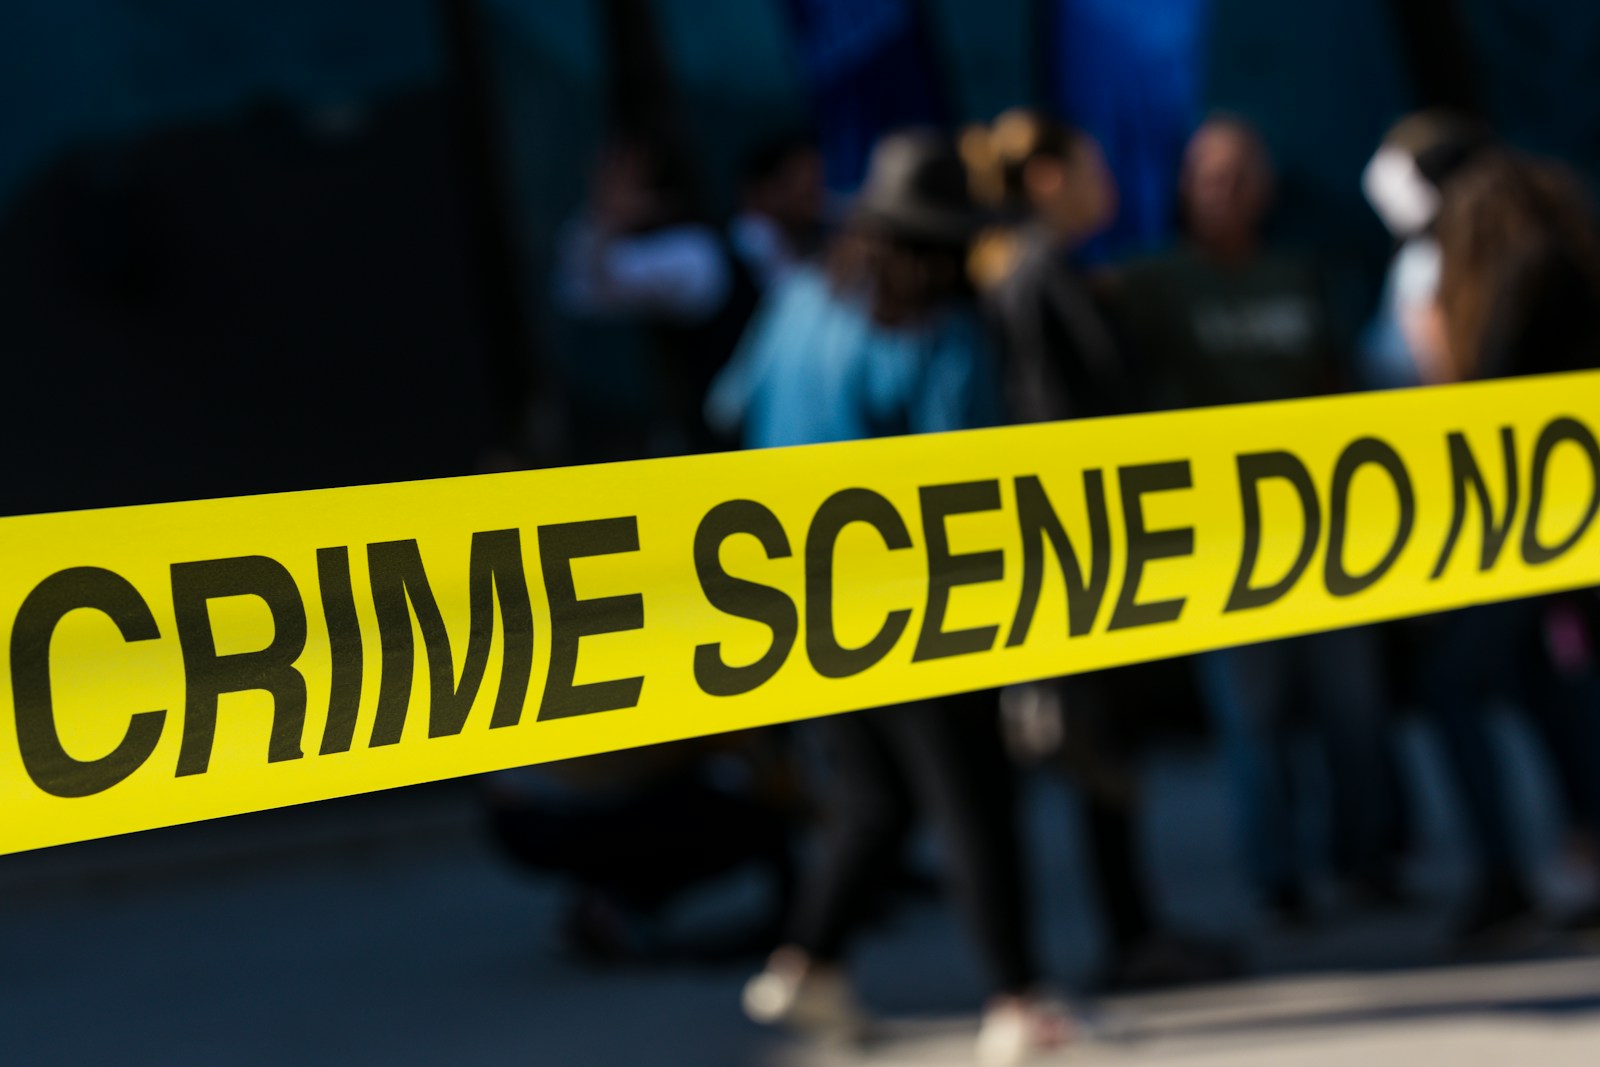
[1196,642,1296,908]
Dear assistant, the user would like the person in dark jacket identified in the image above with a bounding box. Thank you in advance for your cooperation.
[554,134,758,455]
[731,134,829,291]
[965,109,1131,421]
[968,108,1236,988]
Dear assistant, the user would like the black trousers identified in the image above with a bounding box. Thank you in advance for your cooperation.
[1081,795,1151,952]
[788,692,1037,995]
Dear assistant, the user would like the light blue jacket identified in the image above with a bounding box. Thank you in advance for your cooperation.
[707,266,1002,449]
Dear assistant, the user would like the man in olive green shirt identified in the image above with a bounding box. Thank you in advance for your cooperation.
[1112,118,1400,923]
[1114,119,1338,409]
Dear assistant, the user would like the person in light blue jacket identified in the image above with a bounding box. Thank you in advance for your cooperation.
[719,130,1074,1067]
[707,260,999,447]
[707,134,1001,449]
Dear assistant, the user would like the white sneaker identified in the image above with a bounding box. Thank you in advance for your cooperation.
[975,995,1076,1066]
[741,960,865,1042]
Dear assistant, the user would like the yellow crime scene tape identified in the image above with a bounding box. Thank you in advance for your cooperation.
[5,370,1600,854]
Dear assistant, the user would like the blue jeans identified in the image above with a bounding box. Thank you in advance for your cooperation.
[1419,598,1600,890]
[1200,628,1397,899]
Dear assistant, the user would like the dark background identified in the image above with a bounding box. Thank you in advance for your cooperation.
[2,0,1596,514]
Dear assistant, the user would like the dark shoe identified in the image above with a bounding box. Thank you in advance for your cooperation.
[560,892,657,963]
[1343,871,1413,913]
[1262,883,1314,929]
[1454,877,1541,952]
[1558,901,1600,941]
[1103,933,1245,991]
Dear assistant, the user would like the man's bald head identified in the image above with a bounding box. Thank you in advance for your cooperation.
[1180,115,1276,260]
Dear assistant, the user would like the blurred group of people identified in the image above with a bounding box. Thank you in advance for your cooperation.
[487,105,1600,1065]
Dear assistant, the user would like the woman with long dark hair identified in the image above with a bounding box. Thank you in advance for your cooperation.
[1415,150,1600,940]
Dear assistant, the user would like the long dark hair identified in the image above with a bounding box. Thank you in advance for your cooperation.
[1435,150,1600,379]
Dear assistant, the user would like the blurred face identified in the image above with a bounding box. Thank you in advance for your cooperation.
[749,148,826,233]
[591,141,672,232]
[1026,135,1118,246]
[1181,122,1274,255]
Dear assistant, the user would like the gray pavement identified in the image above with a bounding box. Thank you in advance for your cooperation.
[776,959,1600,1066]
[3,719,1599,1066]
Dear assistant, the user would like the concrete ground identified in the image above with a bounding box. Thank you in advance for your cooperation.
[3,719,1599,1066]
[775,959,1600,1066]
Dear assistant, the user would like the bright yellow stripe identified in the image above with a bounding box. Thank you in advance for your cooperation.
[3,371,1599,853]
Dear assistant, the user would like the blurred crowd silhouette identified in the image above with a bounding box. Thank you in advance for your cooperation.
[478,7,1600,1064]
[8,3,1600,1066]
[494,96,1600,1061]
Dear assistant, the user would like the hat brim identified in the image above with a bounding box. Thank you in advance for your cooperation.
[852,197,986,245]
